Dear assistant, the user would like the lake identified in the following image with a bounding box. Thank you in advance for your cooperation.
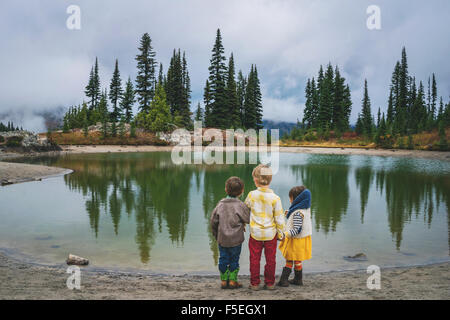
[0,152,449,274]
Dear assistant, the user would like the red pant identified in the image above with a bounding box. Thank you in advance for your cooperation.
[249,235,278,286]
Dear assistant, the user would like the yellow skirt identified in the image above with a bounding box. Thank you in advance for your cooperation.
[278,235,312,261]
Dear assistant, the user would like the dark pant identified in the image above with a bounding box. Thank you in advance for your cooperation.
[249,235,278,286]
[218,244,242,273]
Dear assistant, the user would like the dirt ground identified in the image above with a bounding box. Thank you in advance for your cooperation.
[0,253,448,300]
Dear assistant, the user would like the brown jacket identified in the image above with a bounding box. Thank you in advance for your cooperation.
[210,198,250,247]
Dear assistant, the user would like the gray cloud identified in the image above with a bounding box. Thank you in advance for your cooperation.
[0,0,449,132]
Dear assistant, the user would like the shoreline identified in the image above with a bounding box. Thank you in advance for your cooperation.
[1,144,449,161]
[1,251,448,299]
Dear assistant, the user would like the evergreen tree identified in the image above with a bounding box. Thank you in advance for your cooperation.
[375,113,387,145]
[146,83,173,132]
[85,67,96,110]
[377,107,381,128]
[437,96,444,122]
[360,79,373,137]
[431,73,437,120]
[109,59,123,123]
[203,80,212,127]
[84,58,101,111]
[181,51,193,128]
[332,66,345,130]
[225,53,240,128]
[194,103,204,124]
[236,70,247,127]
[166,50,192,128]
[410,81,427,133]
[303,79,314,127]
[243,65,263,129]
[135,33,157,113]
[121,77,135,123]
[93,58,101,110]
[318,64,334,129]
[206,29,228,129]
[387,87,394,126]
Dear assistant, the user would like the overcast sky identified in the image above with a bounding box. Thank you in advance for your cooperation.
[0,0,449,132]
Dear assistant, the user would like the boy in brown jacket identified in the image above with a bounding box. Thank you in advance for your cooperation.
[210,176,250,289]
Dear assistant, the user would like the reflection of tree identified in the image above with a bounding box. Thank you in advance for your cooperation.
[42,152,194,264]
[290,155,350,234]
[376,169,450,250]
[355,159,374,223]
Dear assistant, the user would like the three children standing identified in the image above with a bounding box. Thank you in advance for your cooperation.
[210,164,312,290]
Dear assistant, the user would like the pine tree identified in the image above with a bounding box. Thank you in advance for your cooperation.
[181,51,193,128]
[121,77,135,123]
[109,59,123,123]
[361,79,373,137]
[236,70,247,127]
[225,53,240,128]
[377,107,381,128]
[166,50,192,128]
[410,81,427,133]
[333,66,350,131]
[431,73,437,120]
[194,103,204,124]
[375,113,387,145]
[85,67,96,110]
[341,84,352,131]
[318,64,334,129]
[437,96,444,122]
[203,80,212,127]
[243,65,263,129]
[303,79,314,128]
[135,33,157,113]
[387,87,394,126]
[166,49,183,115]
[206,29,228,129]
[93,58,101,109]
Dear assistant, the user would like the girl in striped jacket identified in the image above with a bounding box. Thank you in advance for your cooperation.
[277,186,312,287]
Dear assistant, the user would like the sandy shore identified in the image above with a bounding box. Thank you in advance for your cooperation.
[56,145,450,161]
[0,161,71,185]
[0,252,448,300]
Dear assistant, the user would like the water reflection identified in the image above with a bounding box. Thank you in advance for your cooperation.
[290,155,350,234]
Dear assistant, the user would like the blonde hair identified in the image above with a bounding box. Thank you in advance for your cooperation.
[252,164,272,186]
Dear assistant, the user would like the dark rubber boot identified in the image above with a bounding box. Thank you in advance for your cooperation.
[289,269,303,286]
[276,267,292,287]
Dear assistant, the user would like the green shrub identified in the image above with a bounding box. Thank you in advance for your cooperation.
[0,136,4,143]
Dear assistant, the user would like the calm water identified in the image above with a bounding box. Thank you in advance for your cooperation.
[1,152,449,274]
